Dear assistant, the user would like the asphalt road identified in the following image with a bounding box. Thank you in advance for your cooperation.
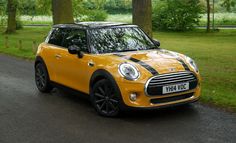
[0,54,236,143]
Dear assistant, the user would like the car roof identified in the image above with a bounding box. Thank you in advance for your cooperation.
[53,22,138,29]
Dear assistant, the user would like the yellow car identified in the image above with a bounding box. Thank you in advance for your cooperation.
[35,22,201,117]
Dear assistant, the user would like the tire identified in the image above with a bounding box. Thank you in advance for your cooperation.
[35,63,53,93]
[91,79,121,117]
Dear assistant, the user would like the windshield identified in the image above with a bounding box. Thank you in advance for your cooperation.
[89,27,156,54]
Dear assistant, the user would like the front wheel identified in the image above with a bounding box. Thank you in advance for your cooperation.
[35,63,53,93]
[91,79,121,117]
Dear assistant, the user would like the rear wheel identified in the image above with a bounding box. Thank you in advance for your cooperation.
[91,79,121,117]
[35,63,53,93]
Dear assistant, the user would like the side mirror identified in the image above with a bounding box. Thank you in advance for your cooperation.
[68,45,84,58]
[153,39,161,47]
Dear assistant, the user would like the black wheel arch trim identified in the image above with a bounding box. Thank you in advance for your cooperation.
[35,56,51,81]
[35,56,46,68]
[90,69,119,92]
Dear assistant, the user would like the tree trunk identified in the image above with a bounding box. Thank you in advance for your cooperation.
[52,0,74,25]
[5,0,17,34]
[132,0,152,37]
[206,0,211,32]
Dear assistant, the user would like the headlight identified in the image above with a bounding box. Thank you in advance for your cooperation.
[118,63,140,80]
[186,56,199,72]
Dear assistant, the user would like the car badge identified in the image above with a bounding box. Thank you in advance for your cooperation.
[169,68,176,72]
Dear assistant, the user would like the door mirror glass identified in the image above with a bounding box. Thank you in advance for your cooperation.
[153,39,161,47]
[68,45,79,54]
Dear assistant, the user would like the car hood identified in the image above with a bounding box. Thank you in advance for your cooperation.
[107,49,190,75]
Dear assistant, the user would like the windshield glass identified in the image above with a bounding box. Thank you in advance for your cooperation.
[89,27,156,54]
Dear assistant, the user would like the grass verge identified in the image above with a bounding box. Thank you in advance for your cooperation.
[0,27,50,59]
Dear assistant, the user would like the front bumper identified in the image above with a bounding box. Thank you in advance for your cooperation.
[116,80,201,109]
[122,96,199,110]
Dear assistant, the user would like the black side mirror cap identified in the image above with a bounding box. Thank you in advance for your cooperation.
[153,39,161,47]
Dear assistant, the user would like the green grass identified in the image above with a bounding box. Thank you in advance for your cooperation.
[106,14,132,23]
[21,20,52,25]
[20,15,53,25]
[0,27,50,59]
[0,27,236,111]
[200,13,236,26]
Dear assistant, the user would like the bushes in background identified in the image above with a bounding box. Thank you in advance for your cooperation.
[152,0,203,31]
[73,0,108,22]
[104,0,132,14]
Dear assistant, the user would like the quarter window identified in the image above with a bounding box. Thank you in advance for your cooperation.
[48,28,65,46]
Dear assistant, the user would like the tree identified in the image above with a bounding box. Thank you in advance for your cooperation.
[73,0,108,22]
[5,0,17,34]
[52,0,74,25]
[0,0,7,26]
[37,0,51,15]
[132,0,152,37]
[221,0,236,12]
[206,0,211,32]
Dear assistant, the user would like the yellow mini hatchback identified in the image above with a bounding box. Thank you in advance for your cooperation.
[35,22,201,117]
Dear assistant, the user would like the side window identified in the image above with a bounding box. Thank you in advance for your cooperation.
[48,28,64,46]
[63,29,88,53]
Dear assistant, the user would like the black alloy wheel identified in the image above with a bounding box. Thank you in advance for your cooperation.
[35,63,53,93]
[91,79,120,117]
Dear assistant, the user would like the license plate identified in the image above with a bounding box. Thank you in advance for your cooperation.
[163,83,189,94]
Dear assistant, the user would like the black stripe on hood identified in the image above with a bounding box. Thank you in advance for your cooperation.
[113,54,159,76]
[177,58,190,71]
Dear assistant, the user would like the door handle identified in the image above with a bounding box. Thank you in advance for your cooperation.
[55,54,62,59]
[88,61,95,67]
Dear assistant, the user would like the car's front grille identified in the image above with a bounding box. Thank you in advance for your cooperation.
[150,93,194,104]
[145,71,198,96]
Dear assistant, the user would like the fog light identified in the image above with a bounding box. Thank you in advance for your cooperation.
[130,93,137,101]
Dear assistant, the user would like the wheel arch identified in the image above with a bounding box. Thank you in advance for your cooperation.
[89,69,120,94]
[35,56,45,68]
[34,56,53,92]
[35,56,51,81]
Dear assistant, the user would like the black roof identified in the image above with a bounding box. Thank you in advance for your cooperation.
[53,22,137,29]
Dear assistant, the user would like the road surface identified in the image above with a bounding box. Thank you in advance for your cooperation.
[0,54,236,143]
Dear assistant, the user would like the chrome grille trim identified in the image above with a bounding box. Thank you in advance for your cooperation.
[155,71,190,77]
[151,75,193,82]
[149,78,196,86]
[150,75,194,83]
[145,71,198,96]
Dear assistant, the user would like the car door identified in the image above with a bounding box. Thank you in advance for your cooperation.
[53,28,93,94]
